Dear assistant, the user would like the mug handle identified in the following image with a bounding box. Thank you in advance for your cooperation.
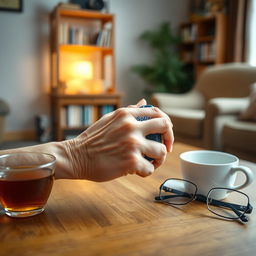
[230,166,254,190]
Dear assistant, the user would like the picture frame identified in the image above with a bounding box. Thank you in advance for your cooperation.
[0,0,23,13]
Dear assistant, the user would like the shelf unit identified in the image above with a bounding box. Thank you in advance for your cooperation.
[180,13,227,79]
[49,6,121,141]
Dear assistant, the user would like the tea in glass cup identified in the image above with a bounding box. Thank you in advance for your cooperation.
[0,152,56,218]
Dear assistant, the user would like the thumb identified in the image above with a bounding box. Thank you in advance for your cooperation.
[127,98,147,108]
[135,98,147,107]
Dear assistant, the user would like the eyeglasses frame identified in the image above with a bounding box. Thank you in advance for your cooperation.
[155,178,253,223]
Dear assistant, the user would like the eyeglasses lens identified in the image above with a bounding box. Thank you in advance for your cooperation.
[207,188,249,219]
[160,179,196,205]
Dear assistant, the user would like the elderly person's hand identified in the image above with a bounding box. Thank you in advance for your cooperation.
[62,99,174,181]
[0,100,174,182]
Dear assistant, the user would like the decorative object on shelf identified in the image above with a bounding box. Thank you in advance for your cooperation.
[131,22,192,95]
[0,0,22,13]
[205,0,227,16]
[70,0,105,11]
[190,0,227,20]
[190,0,207,19]
[58,2,80,10]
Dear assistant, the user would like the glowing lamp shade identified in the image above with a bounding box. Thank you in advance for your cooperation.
[71,61,93,80]
[65,61,96,94]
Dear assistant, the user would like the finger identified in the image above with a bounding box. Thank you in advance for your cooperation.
[125,152,155,178]
[127,98,147,108]
[141,139,167,168]
[139,118,174,152]
[122,106,163,119]
[134,156,155,177]
[135,98,147,107]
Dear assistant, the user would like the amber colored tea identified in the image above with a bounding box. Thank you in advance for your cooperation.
[0,168,54,212]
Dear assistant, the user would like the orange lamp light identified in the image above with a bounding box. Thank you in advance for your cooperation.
[66,61,94,94]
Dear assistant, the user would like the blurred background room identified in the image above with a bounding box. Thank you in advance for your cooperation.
[0,0,255,163]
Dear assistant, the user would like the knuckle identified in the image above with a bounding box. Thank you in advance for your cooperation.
[125,135,140,150]
[121,119,136,132]
[153,107,171,122]
[152,106,161,115]
[160,144,167,156]
[115,107,129,118]
[127,153,139,169]
[161,117,169,129]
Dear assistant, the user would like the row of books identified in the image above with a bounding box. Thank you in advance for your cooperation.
[181,24,197,42]
[58,22,112,47]
[197,42,216,62]
[95,22,112,47]
[61,105,115,127]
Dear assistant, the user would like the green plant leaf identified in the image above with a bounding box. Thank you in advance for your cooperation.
[131,22,193,94]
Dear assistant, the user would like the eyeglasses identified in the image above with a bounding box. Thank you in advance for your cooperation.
[155,178,253,223]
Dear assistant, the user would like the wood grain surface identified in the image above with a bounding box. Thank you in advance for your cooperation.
[0,142,255,256]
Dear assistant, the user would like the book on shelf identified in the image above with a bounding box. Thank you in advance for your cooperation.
[59,24,91,45]
[181,24,197,42]
[65,134,77,140]
[61,104,115,128]
[82,105,93,125]
[61,106,67,127]
[95,22,112,47]
[198,41,216,62]
[58,21,112,47]
[66,105,83,127]
[100,105,114,117]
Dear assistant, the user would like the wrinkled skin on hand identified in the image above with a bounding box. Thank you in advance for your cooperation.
[64,99,174,181]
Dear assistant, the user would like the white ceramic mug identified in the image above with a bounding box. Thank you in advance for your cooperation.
[180,150,254,199]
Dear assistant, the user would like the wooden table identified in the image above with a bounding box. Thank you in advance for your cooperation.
[0,143,256,256]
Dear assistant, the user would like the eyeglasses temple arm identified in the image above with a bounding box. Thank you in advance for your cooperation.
[155,188,194,201]
[206,197,250,222]
[155,194,186,201]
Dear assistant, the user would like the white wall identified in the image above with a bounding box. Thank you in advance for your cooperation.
[0,0,189,133]
[110,0,189,106]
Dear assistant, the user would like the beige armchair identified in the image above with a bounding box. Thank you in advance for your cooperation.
[222,120,256,163]
[215,88,256,162]
[151,63,256,149]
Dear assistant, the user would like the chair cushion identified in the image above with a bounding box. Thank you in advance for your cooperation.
[162,107,205,138]
[222,120,256,154]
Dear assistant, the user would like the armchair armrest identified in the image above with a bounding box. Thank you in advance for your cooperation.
[151,90,205,110]
[204,97,249,149]
[207,97,249,115]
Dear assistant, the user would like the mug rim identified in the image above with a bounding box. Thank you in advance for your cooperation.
[180,150,238,166]
[0,152,56,171]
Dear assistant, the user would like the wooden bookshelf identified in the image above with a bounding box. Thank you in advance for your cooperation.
[180,14,227,80]
[49,6,121,141]
[51,93,121,140]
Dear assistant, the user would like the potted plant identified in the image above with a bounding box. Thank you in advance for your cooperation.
[131,22,192,95]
